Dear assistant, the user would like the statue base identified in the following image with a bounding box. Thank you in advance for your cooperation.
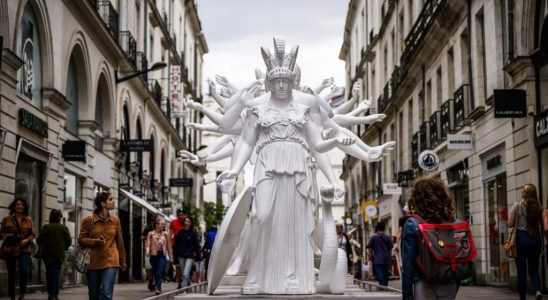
[175,275,400,299]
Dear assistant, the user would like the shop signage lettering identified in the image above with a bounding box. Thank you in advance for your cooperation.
[447,134,473,149]
[535,109,548,147]
[19,108,48,138]
[382,183,402,195]
[493,89,526,118]
[62,140,86,162]
[486,155,502,170]
[169,178,193,187]
[120,139,153,152]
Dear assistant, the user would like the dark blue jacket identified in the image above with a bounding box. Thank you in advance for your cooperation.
[366,233,393,265]
[402,217,420,300]
[173,229,200,259]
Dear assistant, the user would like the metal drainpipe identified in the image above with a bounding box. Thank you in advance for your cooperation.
[467,0,475,109]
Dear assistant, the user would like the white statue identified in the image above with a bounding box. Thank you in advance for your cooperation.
[187,38,396,295]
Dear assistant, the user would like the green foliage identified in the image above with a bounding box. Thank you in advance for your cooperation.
[203,201,225,231]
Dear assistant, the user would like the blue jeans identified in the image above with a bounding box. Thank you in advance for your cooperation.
[178,257,194,288]
[6,252,30,298]
[45,263,62,297]
[86,268,119,300]
[515,230,541,300]
[374,264,389,286]
[150,254,167,291]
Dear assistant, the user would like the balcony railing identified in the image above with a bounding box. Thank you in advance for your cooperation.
[136,52,148,82]
[429,111,441,147]
[400,0,444,71]
[88,0,98,9]
[97,0,119,38]
[159,96,171,119]
[411,132,419,167]
[453,84,471,131]
[119,31,137,66]
[440,99,453,138]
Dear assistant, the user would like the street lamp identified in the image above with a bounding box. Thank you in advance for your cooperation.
[115,62,167,84]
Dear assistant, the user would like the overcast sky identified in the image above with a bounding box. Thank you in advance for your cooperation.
[196,0,349,92]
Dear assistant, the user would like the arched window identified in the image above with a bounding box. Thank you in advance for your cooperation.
[66,57,78,133]
[18,2,42,107]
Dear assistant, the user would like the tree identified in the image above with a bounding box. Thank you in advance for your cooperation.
[203,201,225,231]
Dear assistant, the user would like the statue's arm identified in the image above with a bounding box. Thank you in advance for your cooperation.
[332,114,386,128]
[227,114,258,174]
[218,82,262,134]
[206,135,234,154]
[311,149,345,198]
[186,100,224,125]
[204,143,234,162]
[313,77,334,95]
[207,79,227,108]
[188,123,219,133]
[333,95,357,115]
[305,120,354,153]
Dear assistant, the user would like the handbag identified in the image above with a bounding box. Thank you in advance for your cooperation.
[73,217,93,273]
[73,244,91,273]
[504,203,520,258]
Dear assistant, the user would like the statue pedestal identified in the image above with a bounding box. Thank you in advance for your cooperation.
[174,275,401,299]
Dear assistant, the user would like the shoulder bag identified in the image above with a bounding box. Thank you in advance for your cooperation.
[504,203,520,258]
[73,217,93,273]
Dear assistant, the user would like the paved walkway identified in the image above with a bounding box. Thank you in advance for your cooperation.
[5,281,539,299]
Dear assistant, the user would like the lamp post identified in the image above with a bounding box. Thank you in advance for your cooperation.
[115,62,167,84]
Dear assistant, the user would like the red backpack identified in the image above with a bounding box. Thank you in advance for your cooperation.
[412,215,477,284]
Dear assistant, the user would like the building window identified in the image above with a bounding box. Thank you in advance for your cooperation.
[19,3,42,107]
[66,57,79,133]
[475,9,488,102]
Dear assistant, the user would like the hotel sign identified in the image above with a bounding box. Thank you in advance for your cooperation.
[19,108,48,138]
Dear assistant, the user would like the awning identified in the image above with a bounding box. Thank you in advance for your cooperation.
[119,189,169,221]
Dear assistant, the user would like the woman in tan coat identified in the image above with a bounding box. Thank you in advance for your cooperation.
[78,192,126,300]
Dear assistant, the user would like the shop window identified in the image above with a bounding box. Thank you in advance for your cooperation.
[18,3,42,107]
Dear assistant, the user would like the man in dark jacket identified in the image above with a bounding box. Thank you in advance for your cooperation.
[366,222,393,286]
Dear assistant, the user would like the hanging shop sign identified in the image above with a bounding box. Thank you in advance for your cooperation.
[120,139,153,152]
[447,134,473,150]
[19,108,48,138]
[493,89,526,118]
[535,109,548,147]
[362,200,378,222]
[62,140,86,162]
[169,178,193,187]
[418,150,439,171]
[382,183,402,195]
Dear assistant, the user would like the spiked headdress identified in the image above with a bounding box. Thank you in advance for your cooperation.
[261,37,299,82]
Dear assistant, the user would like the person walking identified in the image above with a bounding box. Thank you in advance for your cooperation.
[36,209,72,300]
[173,216,200,288]
[510,183,543,300]
[202,225,217,279]
[146,218,172,295]
[336,223,352,273]
[141,216,157,291]
[366,222,393,286]
[0,198,35,300]
[169,208,186,289]
[402,176,459,300]
[78,192,127,300]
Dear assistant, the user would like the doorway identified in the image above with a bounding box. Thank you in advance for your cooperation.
[485,174,509,284]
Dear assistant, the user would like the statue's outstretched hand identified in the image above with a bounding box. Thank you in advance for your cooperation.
[186,100,203,111]
[217,170,238,196]
[239,81,262,107]
[352,82,361,97]
[321,77,334,89]
[381,141,396,155]
[207,78,216,94]
[357,99,371,112]
[215,75,230,87]
[178,150,205,166]
[320,185,335,203]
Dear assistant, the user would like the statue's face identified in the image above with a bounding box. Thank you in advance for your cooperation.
[270,78,291,99]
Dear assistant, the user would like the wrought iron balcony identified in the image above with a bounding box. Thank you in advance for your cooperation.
[440,99,453,138]
[411,132,419,167]
[97,0,119,39]
[119,31,137,66]
[430,111,441,147]
[135,52,148,82]
[400,0,444,72]
[453,84,471,131]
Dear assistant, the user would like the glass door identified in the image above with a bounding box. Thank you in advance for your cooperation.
[485,174,508,284]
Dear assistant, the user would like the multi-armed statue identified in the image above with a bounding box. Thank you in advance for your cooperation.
[181,38,395,295]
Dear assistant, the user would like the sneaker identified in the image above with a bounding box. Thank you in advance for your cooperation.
[155,290,161,295]
[536,290,543,300]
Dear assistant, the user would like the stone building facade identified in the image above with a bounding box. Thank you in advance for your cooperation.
[340,0,547,287]
[0,0,207,291]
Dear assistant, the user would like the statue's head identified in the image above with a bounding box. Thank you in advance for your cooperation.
[261,37,299,96]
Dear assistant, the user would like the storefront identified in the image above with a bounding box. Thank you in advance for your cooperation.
[481,144,509,285]
[447,160,470,223]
